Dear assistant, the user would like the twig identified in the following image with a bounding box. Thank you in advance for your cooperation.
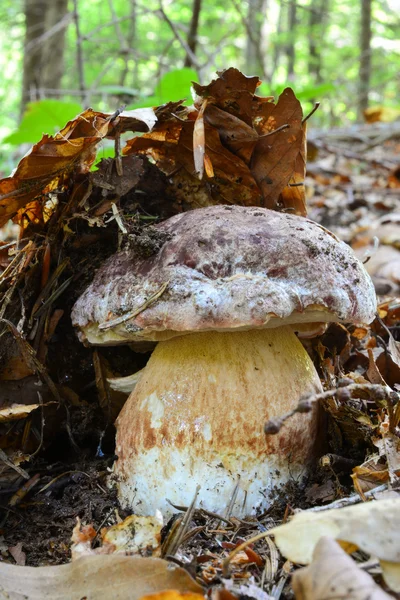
[184,0,202,68]
[162,485,200,556]
[303,483,390,512]
[107,0,129,52]
[302,102,320,124]
[259,124,290,138]
[0,449,29,480]
[0,319,62,404]
[33,275,73,319]
[9,473,41,506]
[110,202,127,233]
[225,477,241,520]
[158,2,200,68]
[99,280,169,330]
[25,12,72,52]
[72,0,86,102]
[264,382,397,436]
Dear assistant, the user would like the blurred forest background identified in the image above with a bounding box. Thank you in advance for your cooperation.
[0,0,399,175]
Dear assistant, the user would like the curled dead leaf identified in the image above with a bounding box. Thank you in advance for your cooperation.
[139,592,204,600]
[292,537,392,600]
[268,498,400,591]
[0,555,203,600]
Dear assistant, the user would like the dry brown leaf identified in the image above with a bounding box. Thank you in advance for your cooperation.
[139,592,204,600]
[279,121,307,215]
[0,403,40,422]
[0,355,35,381]
[268,498,400,591]
[0,555,203,600]
[71,514,163,560]
[292,537,392,600]
[192,68,260,125]
[8,543,26,567]
[251,88,304,211]
[123,70,307,213]
[351,456,390,493]
[0,107,158,228]
[101,513,163,556]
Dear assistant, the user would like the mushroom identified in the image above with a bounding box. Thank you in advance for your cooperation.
[72,205,376,516]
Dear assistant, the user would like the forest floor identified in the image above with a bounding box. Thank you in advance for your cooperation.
[0,85,399,597]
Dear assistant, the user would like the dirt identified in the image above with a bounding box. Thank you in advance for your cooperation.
[1,458,119,566]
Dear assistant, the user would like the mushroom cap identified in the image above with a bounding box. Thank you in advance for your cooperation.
[72,205,377,345]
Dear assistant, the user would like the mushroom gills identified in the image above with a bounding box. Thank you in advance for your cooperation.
[114,326,322,517]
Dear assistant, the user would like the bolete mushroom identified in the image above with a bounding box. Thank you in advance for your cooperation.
[72,205,376,516]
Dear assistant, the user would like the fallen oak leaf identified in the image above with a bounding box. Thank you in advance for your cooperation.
[139,592,205,600]
[292,537,392,600]
[251,88,305,212]
[0,107,159,228]
[279,121,307,216]
[0,555,203,600]
[267,498,400,592]
[8,543,26,567]
[0,403,40,422]
[192,68,260,125]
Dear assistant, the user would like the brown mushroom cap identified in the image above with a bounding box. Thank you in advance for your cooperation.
[72,205,377,345]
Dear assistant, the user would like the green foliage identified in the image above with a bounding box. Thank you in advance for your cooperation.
[0,0,399,176]
[129,68,199,109]
[294,83,336,101]
[3,99,82,145]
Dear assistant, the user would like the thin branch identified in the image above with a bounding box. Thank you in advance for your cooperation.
[158,2,200,68]
[25,12,72,53]
[72,0,86,101]
[184,0,202,68]
[107,0,129,52]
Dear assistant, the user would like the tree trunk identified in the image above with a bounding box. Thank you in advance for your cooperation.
[184,0,202,68]
[21,0,69,114]
[308,0,327,84]
[245,0,268,79]
[272,0,284,77]
[41,0,69,92]
[120,0,138,87]
[358,0,372,119]
[286,0,297,81]
[22,0,48,110]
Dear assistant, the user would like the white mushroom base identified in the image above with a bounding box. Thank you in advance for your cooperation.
[114,327,323,517]
[114,445,313,517]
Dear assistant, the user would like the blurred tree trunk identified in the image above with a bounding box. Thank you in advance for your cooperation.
[21,0,69,115]
[184,0,202,67]
[308,0,327,83]
[272,0,284,77]
[286,0,297,81]
[245,0,268,78]
[358,0,372,119]
[120,0,138,87]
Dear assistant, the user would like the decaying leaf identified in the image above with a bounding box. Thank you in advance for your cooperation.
[139,592,205,600]
[292,537,392,600]
[71,513,163,560]
[251,88,305,211]
[0,403,40,423]
[0,555,203,600]
[351,455,391,493]
[0,107,159,229]
[124,68,307,214]
[101,513,163,556]
[0,68,310,239]
[268,498,400,591]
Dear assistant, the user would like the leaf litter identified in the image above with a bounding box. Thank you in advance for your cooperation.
[0,68,398,599]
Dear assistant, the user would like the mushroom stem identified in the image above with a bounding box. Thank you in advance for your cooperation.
[114,327,322,517]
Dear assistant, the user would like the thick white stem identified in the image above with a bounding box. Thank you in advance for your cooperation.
[114,327,323,517]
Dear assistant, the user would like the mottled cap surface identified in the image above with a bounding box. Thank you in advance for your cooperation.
[71,205,377,345]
